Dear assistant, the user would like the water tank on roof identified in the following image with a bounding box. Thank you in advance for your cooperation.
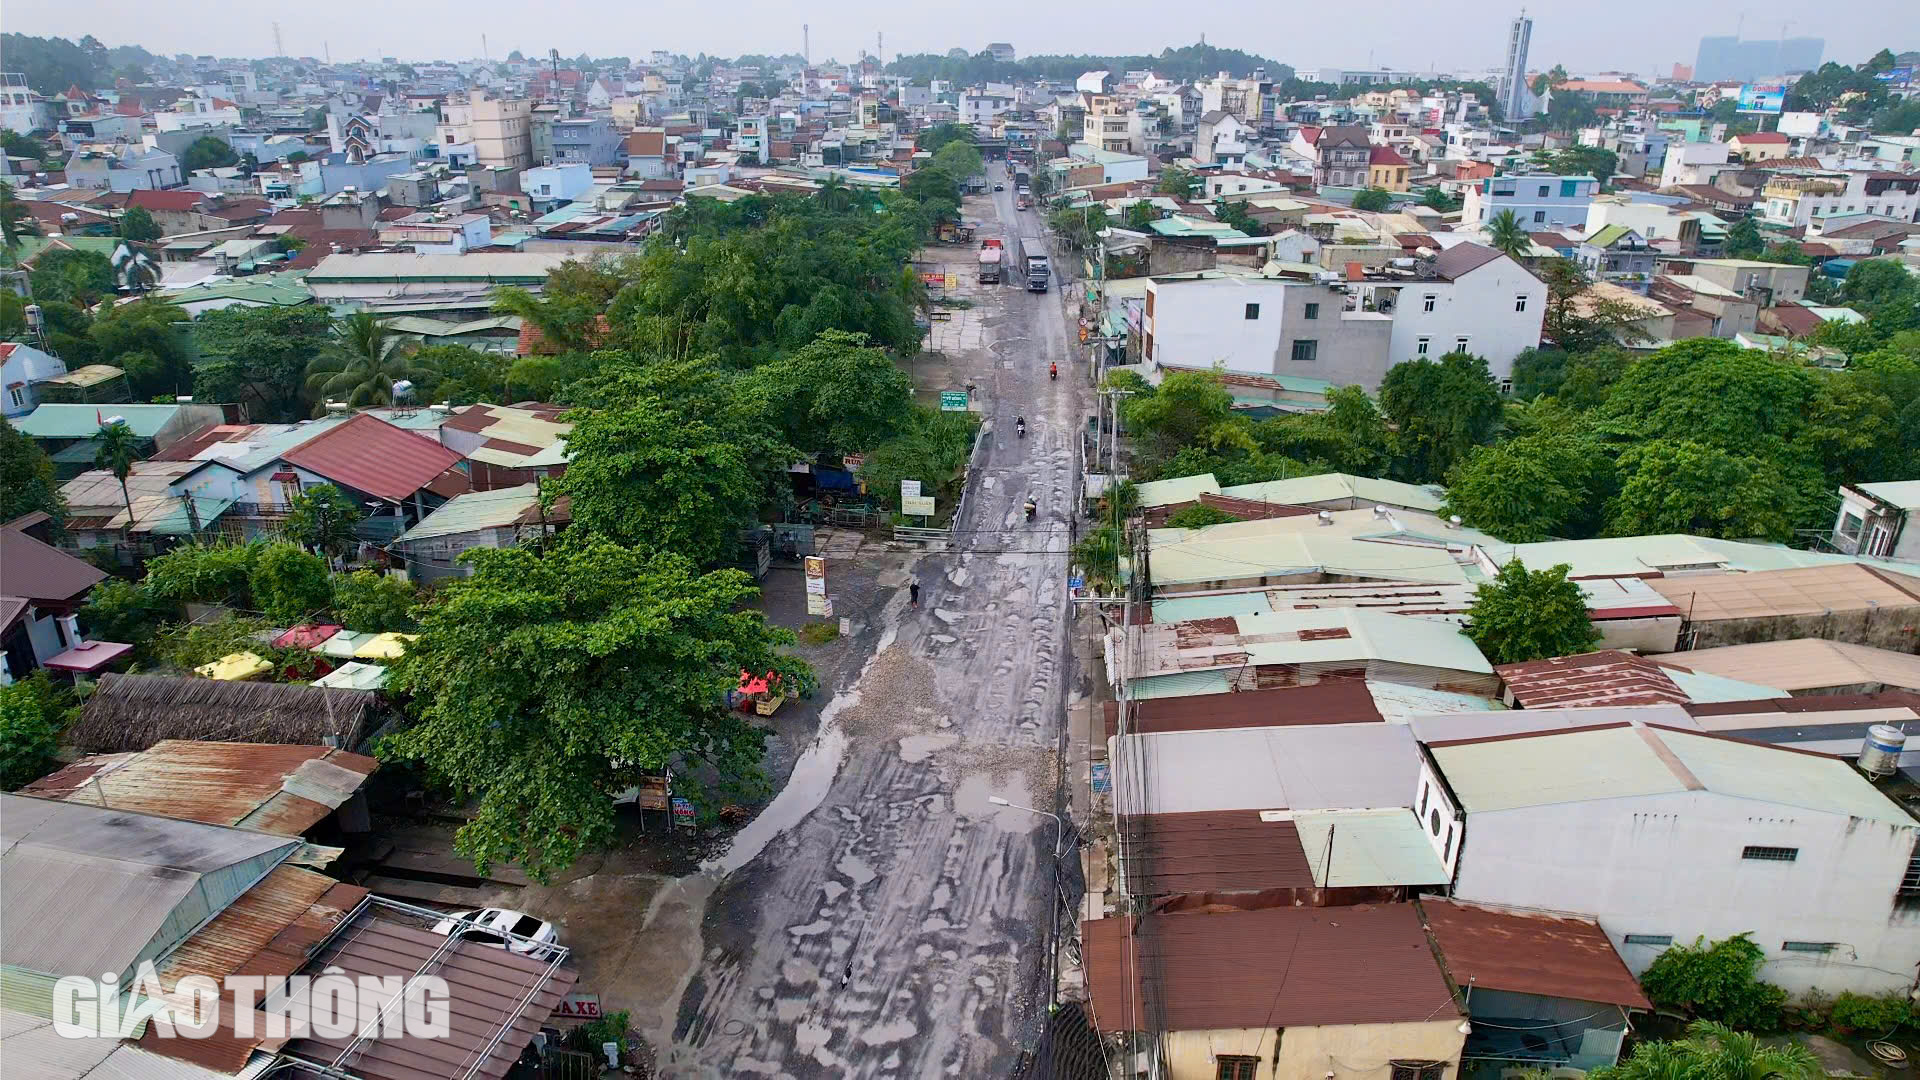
[1860,724,1908,779]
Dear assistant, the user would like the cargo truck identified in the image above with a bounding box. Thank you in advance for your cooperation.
[977,238,1003,284]
[1015,235,1050,292]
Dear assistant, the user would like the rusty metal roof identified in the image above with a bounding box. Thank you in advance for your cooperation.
[21,740,375,836]
[1122,810,1315,897]
[1103,681,1384,737]
[1419,898,1650,1010]
[282,912,576,1080]
[1496,650,1691,709]
[1083,904,1459,1034]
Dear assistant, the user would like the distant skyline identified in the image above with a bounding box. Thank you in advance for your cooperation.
[4,0,1907,77]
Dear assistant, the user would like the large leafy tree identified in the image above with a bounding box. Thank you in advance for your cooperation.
[0,676,68,790]
[281,483,364,558]
[1255,385,1393,476]
[305,313,434,410]
[1378,351,1504,482]
[740,329,913,457]
[179,135,240,173]
[89,298,193,398]
[1156,165,1198,199]
[1444,430,1613,542]
[930,138,983,179]
[0,422,65,525]
[381,541,814,879]
[1606,439,1822,542]
[1123,368,1238,468]
[1351,187,1393,212]
[248,543,333,623]
[1463,559,1600,665]
[117,207,162,244]
[193,304,338,421]
[1722,217,1764,259]
[1634,934,1790,1033]
[28,248,116,305]
[1594,339,1816,450]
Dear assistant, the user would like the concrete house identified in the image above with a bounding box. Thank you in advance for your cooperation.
[1,514,118,684]
[1422,720,1920,995]
[1577,224,1656,293]
[1357,243,1548,388]
[1141,269,1394,388]
[1193,110,1250,166]
[1833,481,1920,560]
[1462,172,1599,229]
[1314,125,1373,188]
[0,342,65,418]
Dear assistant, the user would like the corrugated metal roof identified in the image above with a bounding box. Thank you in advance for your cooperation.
[280,413,467,502]
[1657,726,1913,826]
[1083,905,1460,1034]
[282,915,576,1080]
[1860,481,1920,510]
[1647,564,1920,622]
[393,483,542,544]
[0,1008,125,1078]
[1129,608,1490,685]
[60,462,198,511]
[1104,681,1385,737]
[1219,473,1446,512]
[1367,682,1503,722]
[0,794,297,979]
[1420,898,1651,1010]
[1292,808,1450,887]
[1134,472,1221,509]
[1497,650,1691,709]
[1127,667,1231,700]
[1121,810,1314,896]
[9,403,191,439]
[1662,667,1789,703]
[1147,529,1475,587]
[1112,723,1423,815]
[20,741,374,836]
[1654,639,1920,694]
[1410,704,1699,746]
[1486,534,1869,578]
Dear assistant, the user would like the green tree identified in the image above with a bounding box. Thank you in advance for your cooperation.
[1444,431,1612,542]
[1378,351,1503,482]
[117,206,161,244]
[0,675,68,789]
[1593,1022,1817,1080]
[249,543,333,623]
[92,418,140,525]
[192,304,338,421]
[1546,145,1619,187]
[0,422,65,525]
[1463,559,1601,665]
[1072,524,1123,593]
[855,406,981,512]
[89,297,192,397]
[143,541,265,607]
[380,541,814,879]
[28,248,116,305]
[330,571,418,632]
[178,134,240,173]
[1722,217,1764,259]
[1636,934,1791,1033]
[1418,185,1459,212]
[1539,258,1652,353]
[78,579,168,657]
[741,329,913,457]
[2,180,42,252]
[1165,504,1242,529]
[915,123,975,153]
[1156,165,1198,198]
[1124,199,1160,229]
[1,132,48,161]
[305,313,433,410]
[1531,63,1568,95]
[1123,368,1238,468]
[1607,440,1817,542]
[931,139,983,179]
[1844,259,1920,313]
[416,344,509,406]
[1595,339,1816,450]
[1254,385,1393,476]
[281,483,364,558]
[1351,187,1393,211]
[1485,208,1531,260]
[557,399,772,567]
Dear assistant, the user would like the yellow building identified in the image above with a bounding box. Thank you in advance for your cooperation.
[1367,145,1412,192]
[1085,906,1468,1080]
[1729,131,1792,161]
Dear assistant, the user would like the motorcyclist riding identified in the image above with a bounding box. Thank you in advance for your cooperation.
[1015,415,1026,438]
[1049,362,1057,380]
[1024,498,1037,521]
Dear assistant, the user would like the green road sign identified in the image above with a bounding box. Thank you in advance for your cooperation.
[940,390,970,411]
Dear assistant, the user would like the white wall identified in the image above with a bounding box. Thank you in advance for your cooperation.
[1146,278,1394,388]
[1660,142,1733,189]
[2,344,67,418]
[1380,257,1546,385]
[1451,791,1920,995]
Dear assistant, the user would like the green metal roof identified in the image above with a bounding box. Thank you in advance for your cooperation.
[393,483,540,545]
[1858,481,1920,510]
[1293,808,1451,887]
[9,403,188,440]
[1134,472,1221,509]
[1585,224,1637,248]
[1218,473,1446,513]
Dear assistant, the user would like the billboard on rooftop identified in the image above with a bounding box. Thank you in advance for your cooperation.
[1736,83,1786,113]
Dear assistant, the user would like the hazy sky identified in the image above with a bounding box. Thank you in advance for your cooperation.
[6,0,1906,75]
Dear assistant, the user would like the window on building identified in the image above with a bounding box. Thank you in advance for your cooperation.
[1455,336,1470,351]
[1304,302,1320,320]
[1417,337,1430,355]
[1422,294,1436,312]
[1514,294,1529,313]
[1840,512,1865,541]
[1290,339,1318,363]
[1742,845,1799,862]
[1244,303,1260,320]
[1781,941,1837,953]
[1217,1057,1260,1080]
[7,386,25,408]
[1392,1060,1447,1080]
[1623,934,1674,946]
[1896,844,1920,909]
[1533,210,1547,223]
[1537,184,1550,197]
[1499,378,1513,394]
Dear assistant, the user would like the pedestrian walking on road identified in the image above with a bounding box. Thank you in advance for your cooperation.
[910,582,920,606]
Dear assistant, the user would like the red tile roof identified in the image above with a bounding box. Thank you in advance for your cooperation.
[1496,649,1691,709]
[128,188,210,212]
[1102,681,1384,737]
[279,413,467,502]
[1734,131,1789,144]
[1084,904,1459,1033]
[626,129,667,156]
[1421,898,1651,1010]
[1765,301,1824,338]
[1369,145,1409,166]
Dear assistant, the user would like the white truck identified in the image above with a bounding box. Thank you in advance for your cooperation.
[1017,235,1050,292]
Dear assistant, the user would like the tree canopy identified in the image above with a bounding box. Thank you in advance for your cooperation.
[1463,559,1601,665]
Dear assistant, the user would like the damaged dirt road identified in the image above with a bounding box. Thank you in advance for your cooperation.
[626,167,1084,1077]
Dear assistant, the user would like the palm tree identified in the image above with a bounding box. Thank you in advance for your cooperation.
[94,419,140,529]
[1592,1021,1822,1080]
[816,173,852,213]
[305,313,433,412]
[1485,209,1532,260]
[111,240,160,293]
[1,180,40,255]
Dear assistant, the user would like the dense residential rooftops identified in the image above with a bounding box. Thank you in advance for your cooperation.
[1083,904,1459,1033]
[278,412,468,502]
[1129,607,1493,685]
[1497,650,1692,709]
[1645,564,1920,622]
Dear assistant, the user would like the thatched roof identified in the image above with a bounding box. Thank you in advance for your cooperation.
[67,674,380,754]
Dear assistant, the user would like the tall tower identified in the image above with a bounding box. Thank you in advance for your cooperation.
[1501,12,1534,120]
[273,21,285,59]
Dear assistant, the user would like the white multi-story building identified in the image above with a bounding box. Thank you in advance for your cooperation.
[1357,243,1547,388]
[0,73,51,134]
[1142,270,1394,388]
[959,91,1014,127]
[1499,14,1537,120]
[1420,716,1920,996]
[1762,171,1920,227]
[1659,141,1736,188]
[1195,111,1251,167]
[1462,172,1601,229]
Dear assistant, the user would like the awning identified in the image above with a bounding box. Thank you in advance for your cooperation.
[195,651,273,681]
[353,632,418,660]
[312,660,389,691]
[41,640,132,673]
[274,623,342,650]
[312,630,376,659]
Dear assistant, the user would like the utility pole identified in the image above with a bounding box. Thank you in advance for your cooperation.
[1102,388,1135,481]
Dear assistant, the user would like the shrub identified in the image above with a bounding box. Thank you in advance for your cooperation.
[249,544,333,623]
[0,674,71,788]
[1829,990,1912,1035]
[330,571,419,632]
[1164,504,1242,529]
[1639,933,1788,1032]
[145,541,265,607]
